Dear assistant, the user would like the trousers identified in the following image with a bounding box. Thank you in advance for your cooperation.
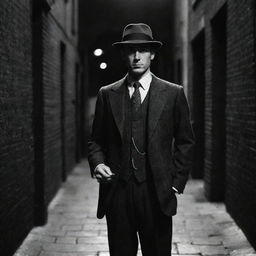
[106,174,173,256]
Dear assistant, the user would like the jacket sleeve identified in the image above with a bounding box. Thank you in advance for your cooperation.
[88,88,107,177]
[172,87,195,193]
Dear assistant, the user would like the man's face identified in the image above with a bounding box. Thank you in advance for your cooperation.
[122,44,155,78]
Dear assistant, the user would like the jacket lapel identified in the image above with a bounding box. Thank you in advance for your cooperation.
[109,74,167,143]
[109,77,127,141]
[148,75,168,142]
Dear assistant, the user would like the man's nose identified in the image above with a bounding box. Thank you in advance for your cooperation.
[134,51,140,60]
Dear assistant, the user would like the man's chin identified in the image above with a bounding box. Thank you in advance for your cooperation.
[130,68,146,77]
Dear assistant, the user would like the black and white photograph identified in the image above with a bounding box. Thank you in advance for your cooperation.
[1,0,256,255]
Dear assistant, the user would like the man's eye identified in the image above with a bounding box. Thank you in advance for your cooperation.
[140,48,149,52]
[124,46,149,53]
[126,48,135,53]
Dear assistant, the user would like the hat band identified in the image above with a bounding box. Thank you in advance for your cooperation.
[122,33,153,42]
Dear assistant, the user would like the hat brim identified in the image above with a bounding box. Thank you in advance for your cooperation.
[112,40,162,49]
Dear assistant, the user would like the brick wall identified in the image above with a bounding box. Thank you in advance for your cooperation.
[225,0,256,247]
[0,0,80,254]
[188,0,256,248]
[0,0,34,255]
[189,0,228,199]
[40,0,79,211]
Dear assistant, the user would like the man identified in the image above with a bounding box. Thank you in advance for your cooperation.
[88,23,194,256]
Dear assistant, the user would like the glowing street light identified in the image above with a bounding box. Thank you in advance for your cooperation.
[94,48,103,56]
[100,62,107,69]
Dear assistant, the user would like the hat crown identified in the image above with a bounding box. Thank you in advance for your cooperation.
[122,23,153,40]
[112,23,162,48]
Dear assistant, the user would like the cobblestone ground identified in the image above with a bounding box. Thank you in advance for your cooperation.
[14,160,256,256]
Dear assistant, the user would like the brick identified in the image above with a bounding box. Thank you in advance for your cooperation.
[199,245,228,255]
[77,236,108,244]
[191,237,223,246]
[66,231,99,237]
[32,229,66,237]
[62,225,83,231]
[176,243,201,254]
[56,237,77,244]
[39,253,95,256]
[42,243,109,252]
[26,233,56,243]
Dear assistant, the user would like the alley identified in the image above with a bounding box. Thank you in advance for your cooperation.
[14,160,255,256]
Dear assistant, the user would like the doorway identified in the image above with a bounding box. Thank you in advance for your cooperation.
[210,4,227,201]
[60,42,67,181]
[191,30,205,179]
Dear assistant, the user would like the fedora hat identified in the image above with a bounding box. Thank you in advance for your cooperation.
[112,23,162,49]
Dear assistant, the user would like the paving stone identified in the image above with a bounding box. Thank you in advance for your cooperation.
[77,236,108,244]
[26,233,56,243]
[56,237,77,244]
[62,225,83,231]
[14,160,256,256]
[98,252,109,256]
[42,243,108,252]
[98,250,143,256]
[176,243,201,254]
[32,228,66,237]
[172,234,192,243]
[172,255,200,256]
[82,223,107,231]
[230,248,256,256]
[98,230,108,236]
[66,231,99,237]
[191,236,223,245]
[14,240,43,256]
[39,253,96,256]
[48,218,87,225]
[199,245,228,255]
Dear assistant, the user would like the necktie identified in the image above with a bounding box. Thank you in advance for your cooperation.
[132,81,141,113]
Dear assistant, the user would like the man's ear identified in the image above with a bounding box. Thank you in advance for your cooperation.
[150,51,155,60]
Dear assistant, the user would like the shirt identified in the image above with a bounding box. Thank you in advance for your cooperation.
[127,70,152,102]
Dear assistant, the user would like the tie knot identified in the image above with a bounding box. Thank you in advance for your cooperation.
[133,81,141,90]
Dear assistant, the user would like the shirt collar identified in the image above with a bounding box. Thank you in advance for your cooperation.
[127,70,152,91]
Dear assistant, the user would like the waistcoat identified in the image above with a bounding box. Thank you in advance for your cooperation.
[121,87,150,182]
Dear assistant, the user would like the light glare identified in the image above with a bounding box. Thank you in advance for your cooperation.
[100,62,107,69]
[94,48,103,56]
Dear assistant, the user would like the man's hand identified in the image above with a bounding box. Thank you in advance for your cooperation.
[94,163,115,183]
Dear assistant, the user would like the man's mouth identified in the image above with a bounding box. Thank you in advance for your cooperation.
[132,65,143,68]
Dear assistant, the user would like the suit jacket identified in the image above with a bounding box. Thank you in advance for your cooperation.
[88,74,195,219]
